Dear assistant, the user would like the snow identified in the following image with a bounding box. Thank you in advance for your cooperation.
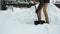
[0,24,48,34]
[0,0,60,34]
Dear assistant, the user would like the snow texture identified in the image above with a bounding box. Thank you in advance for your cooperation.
[0,0,60,34]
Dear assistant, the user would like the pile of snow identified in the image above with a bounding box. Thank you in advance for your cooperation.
[47,3,60,25]
[0,3,60,24]
[0,7,37,24]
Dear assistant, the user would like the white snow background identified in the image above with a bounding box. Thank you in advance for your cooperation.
[0,0,60,34]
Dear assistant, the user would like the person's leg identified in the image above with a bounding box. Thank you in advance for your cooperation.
[35,0,44,21]
[34,0,46,25]
[37,0,44,21]
[34,4,45,25]
[37,7,42,21]
[43,3,49,23]
[35,7,46,25]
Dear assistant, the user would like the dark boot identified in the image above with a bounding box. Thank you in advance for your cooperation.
[34,21,40,25]
[34,20,46,25]
[39,20,45,24]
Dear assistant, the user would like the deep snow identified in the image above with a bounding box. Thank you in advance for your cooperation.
[0,0,60,34]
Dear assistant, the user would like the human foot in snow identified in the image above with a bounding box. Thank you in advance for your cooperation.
[34,20,46,25]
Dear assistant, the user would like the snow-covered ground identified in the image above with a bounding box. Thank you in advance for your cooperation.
[0,0,60,34]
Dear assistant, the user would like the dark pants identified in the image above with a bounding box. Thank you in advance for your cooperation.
[36,0,49,13]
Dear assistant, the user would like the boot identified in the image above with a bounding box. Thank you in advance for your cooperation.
[34,20,46,25]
